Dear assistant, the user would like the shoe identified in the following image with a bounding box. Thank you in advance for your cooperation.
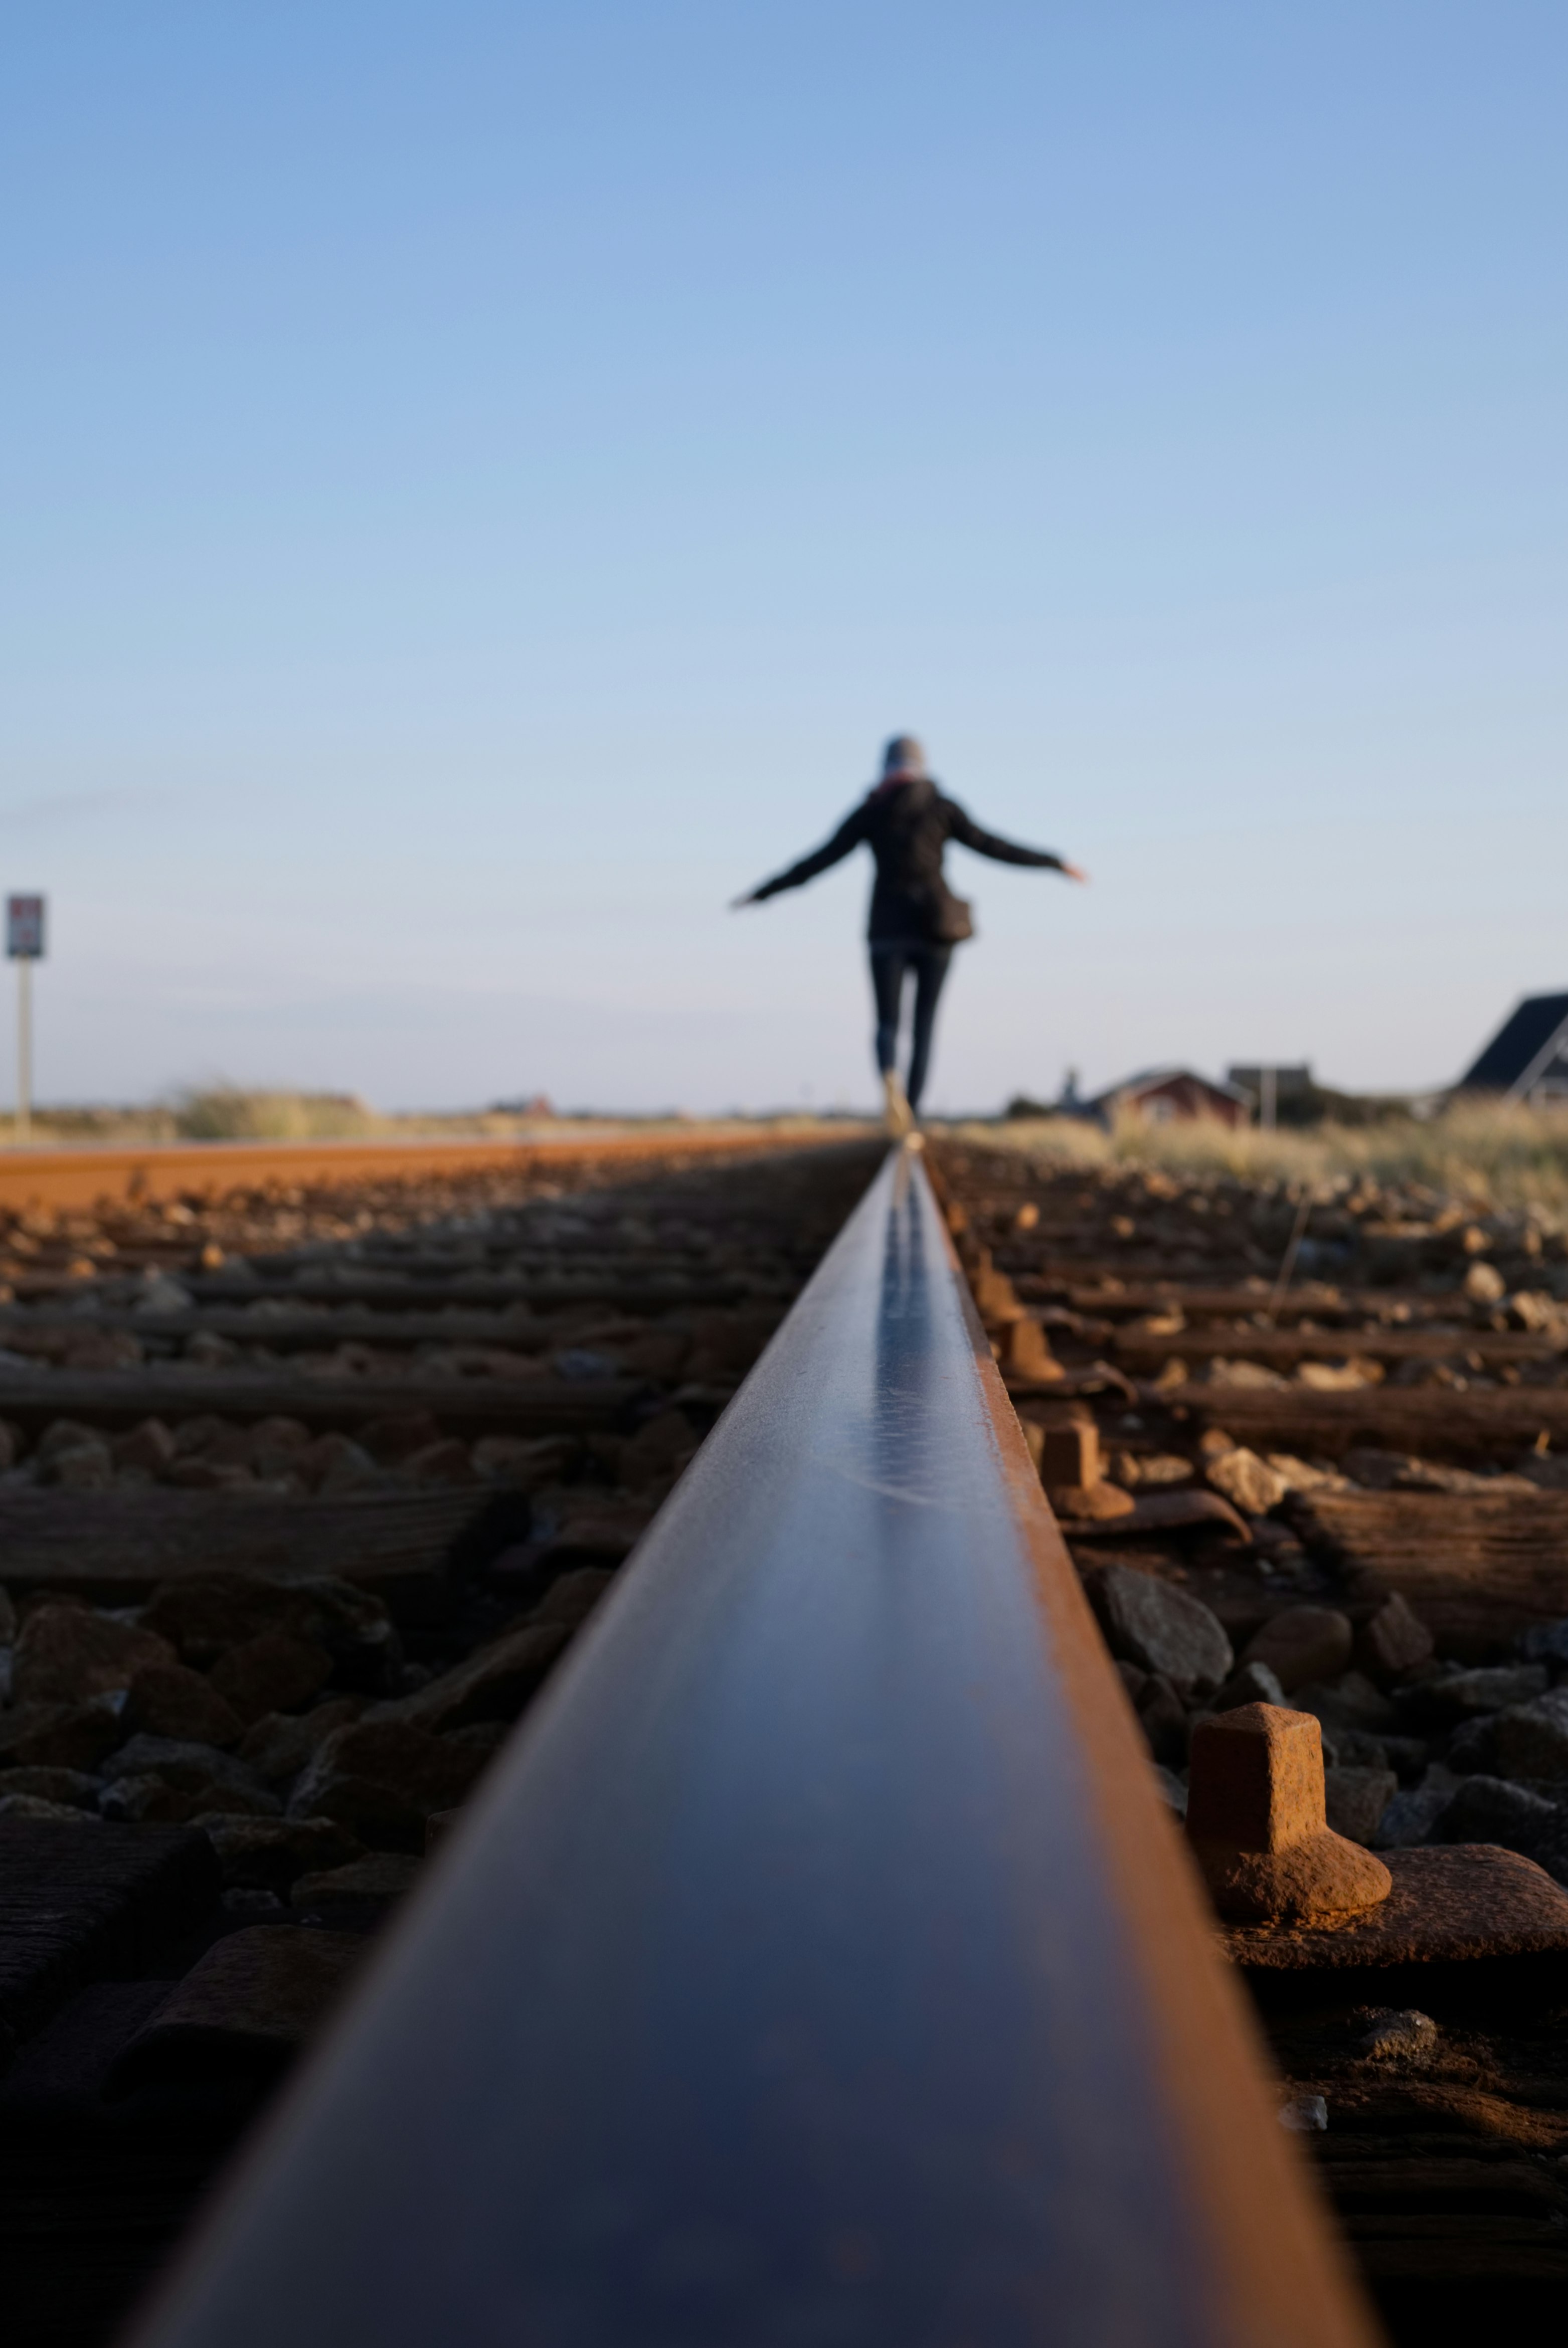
[882,1070,913,1138]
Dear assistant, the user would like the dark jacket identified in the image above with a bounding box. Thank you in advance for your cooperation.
[751,776,1066,944]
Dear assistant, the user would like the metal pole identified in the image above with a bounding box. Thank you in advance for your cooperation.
[1261,1065,1276,1131]
[17,956,31,1144]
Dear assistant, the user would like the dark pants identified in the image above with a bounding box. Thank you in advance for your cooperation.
[869,943,952,1112]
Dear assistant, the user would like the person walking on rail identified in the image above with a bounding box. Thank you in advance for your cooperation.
[734,736,1088,1134]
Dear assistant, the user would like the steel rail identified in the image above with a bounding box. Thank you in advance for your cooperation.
[125,1145,1378,2348]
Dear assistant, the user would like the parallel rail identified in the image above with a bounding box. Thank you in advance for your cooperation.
[127,1146,1376,2346]
[0,1125,849,1213]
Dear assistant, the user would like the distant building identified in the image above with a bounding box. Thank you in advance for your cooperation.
[491,1093,556,1117]
[1227,1063,1313,1130]
[1227,1064,1313,1108]
[1088,1068,1252,1129]
[1454,995,1568,1105]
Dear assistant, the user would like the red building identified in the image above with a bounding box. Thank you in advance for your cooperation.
[1087,1068,1252,1129]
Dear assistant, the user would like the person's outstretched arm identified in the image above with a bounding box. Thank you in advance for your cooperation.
[732,803,870,907]
[945,800,1089,883]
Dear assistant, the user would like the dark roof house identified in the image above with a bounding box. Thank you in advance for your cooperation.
[1455,994,1568,1104]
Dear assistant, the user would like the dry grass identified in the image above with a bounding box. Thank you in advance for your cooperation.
[953,1102,1568,1220]
[0,1088,861,1151]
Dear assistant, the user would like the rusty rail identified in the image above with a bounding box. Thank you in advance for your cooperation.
[0,1124,852,1213]
[126,1145,1377,2346]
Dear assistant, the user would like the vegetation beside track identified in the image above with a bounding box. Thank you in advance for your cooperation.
[957,1100,1568,1220]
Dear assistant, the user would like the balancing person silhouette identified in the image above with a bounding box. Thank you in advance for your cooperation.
[735,736,1088,1137]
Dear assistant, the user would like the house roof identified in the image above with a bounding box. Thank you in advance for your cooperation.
[1456,994,1568,1095]
[1090,1067,1251,1109]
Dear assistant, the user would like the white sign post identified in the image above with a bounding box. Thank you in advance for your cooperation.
[7,896,45,1144]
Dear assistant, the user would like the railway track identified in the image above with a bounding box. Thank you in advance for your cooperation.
[2,1124,1564,2342]
[0,1130,879,2346]
[931,1137,1568,2340]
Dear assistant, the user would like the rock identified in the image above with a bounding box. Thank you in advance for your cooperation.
[107,1926,364,2090]
[300,1433,381,1494]
[39,1437,115,1489]
[141,1574,400,1692]
[1204,1447,1288,1514]
[1463,1260,1506,1303]
[1444,1714,1500,1774]
[287,1719,489,1850]
[1490,1688,1568,1783]
[191,1812,364,1893]
[1211,1661,1288,1714]
[359,1412,443,1464]
[1201,1361,1291,1393]
[1296,1361,1379,1392]
[1289,1671,1399,1736]
[378,1621,572,1735]
[223,1887,286,1918]
[33,1420,106,1468]
[1264,1455,1351,1495]
[1114,1453,1193,1489]
[1135,1673,1189,1767]
[1092,1564,1232,1697]
[249,1417,313,1479]
[110,1419,176,1475]
[0,1585,14,1645]
[1241,1607,1353,1693]
[210,1633,334,1723]
[238,1698,365,1785]
[403,1439,475,1485]
[442,1719,511,1763]
[1353,1594,1435,1684]
[0,1765,102,1809]
[471,1434,573,1488]
[1532,1826,1568,1890]
[0,1697,125,1771]
[123,1663,245,1748]
[98,1734,281,1819]
[290,1853,421,1908]
[1437,1774,1560,1856]
[13,1603,177,1707]
[166,1457,255,1491]
[1508,1289,1561,1333]
[1279,2095,1328,2132]
[1373,1774,1460,1848]
[1399,1663,1550,1729]
[1376,1734,1432,1784]
[1358,2008,1438,2064]
[1114,1659,1148,1705]
[101,1769,278,1824]
[131,1274,193,1313]
[424,1807,460,1850]
[1324,1766,1398,1847]
[1150,1766,1188,1817]
[620,1409,697,1484]
[1185,1703,1392,1923]
[1520,1619,1568,1667]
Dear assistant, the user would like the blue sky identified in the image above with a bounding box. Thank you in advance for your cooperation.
[2,3,1563,1112]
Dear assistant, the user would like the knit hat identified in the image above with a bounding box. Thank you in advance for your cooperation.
[881,735,928,781]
